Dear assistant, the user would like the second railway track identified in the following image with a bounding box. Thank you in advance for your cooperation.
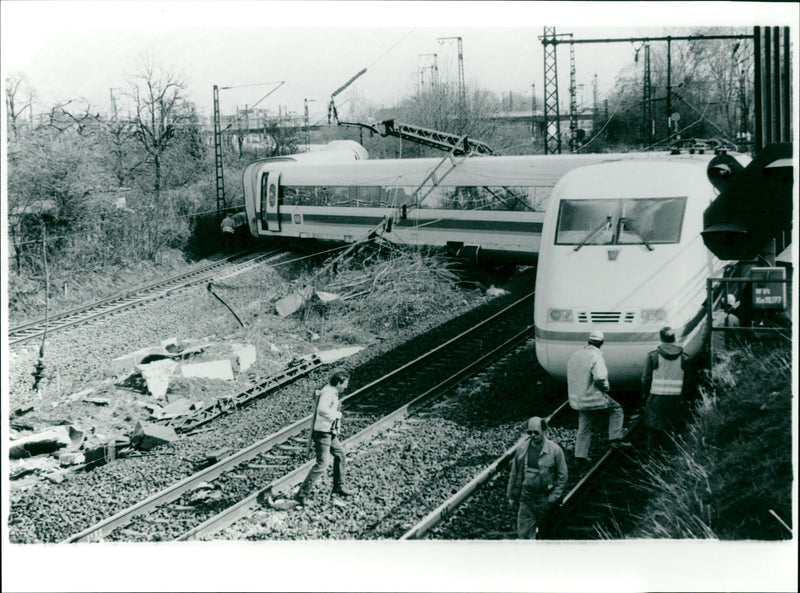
[8,249,282,346]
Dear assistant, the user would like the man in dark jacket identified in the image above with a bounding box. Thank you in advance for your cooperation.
[641,326,689,450]
[507,416,568,539]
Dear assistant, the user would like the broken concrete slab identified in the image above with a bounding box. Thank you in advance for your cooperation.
[136,358,178,398]
[230,343,256,372]
[131,421,178,451]
[9,425,85,459]
[180,359,234,381]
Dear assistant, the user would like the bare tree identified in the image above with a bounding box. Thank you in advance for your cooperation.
[127,57,192,258]
[5,73,34,139]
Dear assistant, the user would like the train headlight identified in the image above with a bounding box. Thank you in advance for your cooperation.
[548,308,574,322]
[641,308,667,322]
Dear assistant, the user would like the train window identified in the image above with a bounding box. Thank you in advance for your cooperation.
[555,200,615,245]
[260,174,269,213]
[354,186,384,207]
[618,197,686,244]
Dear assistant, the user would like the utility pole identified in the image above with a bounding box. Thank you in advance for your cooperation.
[568,35,577,152]
[212,85,226,222]
[437,37,466,126]
[531,82,537,138]
[539,31,751,148]
[541,27,562,154]
[419,53,438,91]
[304,98,317,150]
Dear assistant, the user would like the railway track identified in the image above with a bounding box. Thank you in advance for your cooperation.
[63,292,535,542]
[8,249,282,346]
[542,416,645,539]
[408,401,642,540]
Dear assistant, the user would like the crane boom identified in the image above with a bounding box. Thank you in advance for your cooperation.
[338,118,493,156]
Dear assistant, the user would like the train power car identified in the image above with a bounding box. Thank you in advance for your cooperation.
[534,151,750,389]
[241,141,663,265]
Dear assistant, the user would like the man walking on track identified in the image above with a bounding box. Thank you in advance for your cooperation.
[507,416,568,539]
[295,371,353,505]
[567,329,631,468]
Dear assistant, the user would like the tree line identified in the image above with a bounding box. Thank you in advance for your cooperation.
[6,29,752,292]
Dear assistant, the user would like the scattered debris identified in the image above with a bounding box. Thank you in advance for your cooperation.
[306,346,364,365]
[82,397,110,406]
[180,359,234,381]
[188,482,223,504]
[205,447,233,464]
[68,388,95,401]
[136,358,179,397]
[58,450,86,467]
[131,421,178,450]
[486,285,509,297]
[9,425,85,459]
[10,457,60,480]
[229,343,257,372]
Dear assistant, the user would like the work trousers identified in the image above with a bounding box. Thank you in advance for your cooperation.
[575,398,624,459]
[298,431,346,497]
[516,489,553,539]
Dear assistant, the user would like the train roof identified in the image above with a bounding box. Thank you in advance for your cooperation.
[261,149,745,188]
[261,145,752,186]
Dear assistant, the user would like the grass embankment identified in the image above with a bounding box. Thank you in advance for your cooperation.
[632,343,793,540]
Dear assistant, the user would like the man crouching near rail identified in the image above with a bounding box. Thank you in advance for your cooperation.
[507,416,568,539]
[295,371,353,505]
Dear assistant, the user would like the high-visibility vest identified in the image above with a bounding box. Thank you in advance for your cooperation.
[651,353,684,396]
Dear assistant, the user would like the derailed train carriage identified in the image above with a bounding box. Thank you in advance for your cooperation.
[241,141,669,265]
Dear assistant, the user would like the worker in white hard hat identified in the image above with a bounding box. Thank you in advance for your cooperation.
[566,329,631,469]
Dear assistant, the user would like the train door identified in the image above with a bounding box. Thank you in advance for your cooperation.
[261,172,281,232]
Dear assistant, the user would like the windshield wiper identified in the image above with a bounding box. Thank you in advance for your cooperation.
[574,215,612,251]
[618,217,654,251]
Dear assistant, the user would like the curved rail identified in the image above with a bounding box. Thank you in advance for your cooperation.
[64,292,534,543]
[9,250,280,346]
[179,323,534,541]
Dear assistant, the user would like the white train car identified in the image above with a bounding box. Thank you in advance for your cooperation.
[242,142,665,265]
[534,152,749,389]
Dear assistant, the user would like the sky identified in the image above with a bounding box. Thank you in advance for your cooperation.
[2,2,799,592]
[2,1,796,124]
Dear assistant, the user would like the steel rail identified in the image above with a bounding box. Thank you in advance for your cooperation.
[64,292,534,543]
[400,400,569,540]
[9,250,281,346]
[177,323,535,541]
[10,250,254,333]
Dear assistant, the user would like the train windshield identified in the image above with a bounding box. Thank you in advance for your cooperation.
[555,200,614,245]
[556,197,687,246]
